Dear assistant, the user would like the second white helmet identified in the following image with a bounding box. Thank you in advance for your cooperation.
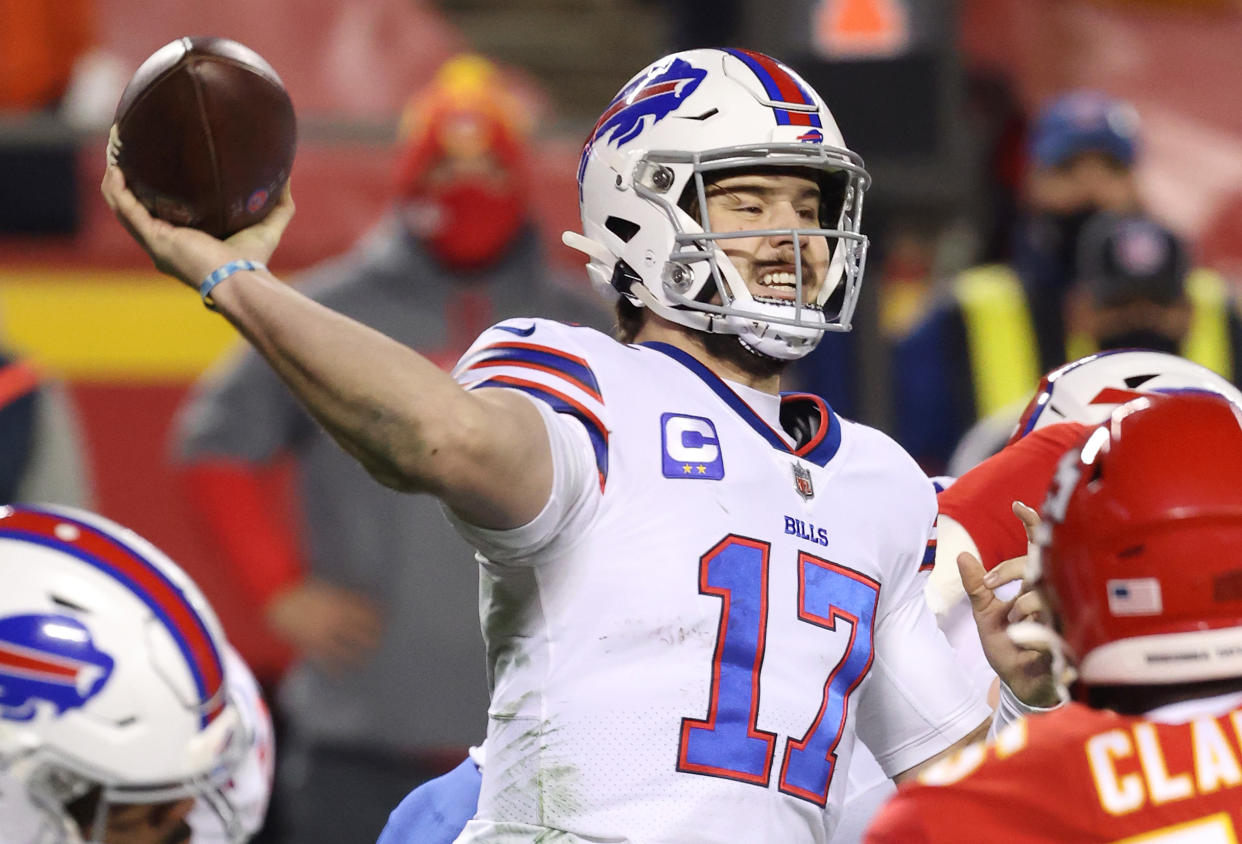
[1011,349,1242,442]
[0,505,251,843]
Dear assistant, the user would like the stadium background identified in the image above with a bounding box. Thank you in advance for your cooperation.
[3,0,1242,680]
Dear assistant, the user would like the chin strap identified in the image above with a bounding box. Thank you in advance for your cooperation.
[561,231,613,265]
[562,231,631,302]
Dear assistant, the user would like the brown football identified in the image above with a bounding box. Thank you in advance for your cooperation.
[113,37,296,239]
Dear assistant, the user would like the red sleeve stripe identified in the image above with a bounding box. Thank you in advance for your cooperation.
[474,374,609,491]
[463,342,602,403]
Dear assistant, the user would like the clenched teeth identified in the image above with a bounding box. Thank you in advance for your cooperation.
[759,271,797,288]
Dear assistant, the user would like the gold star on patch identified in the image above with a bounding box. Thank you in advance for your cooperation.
[682,464,693,474]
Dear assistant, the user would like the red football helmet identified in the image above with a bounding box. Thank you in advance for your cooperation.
[1034,392,1242,688]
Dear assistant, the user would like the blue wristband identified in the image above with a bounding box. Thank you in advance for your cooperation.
[199,260,266,310]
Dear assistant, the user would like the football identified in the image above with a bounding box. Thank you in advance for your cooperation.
[112,36,297,239]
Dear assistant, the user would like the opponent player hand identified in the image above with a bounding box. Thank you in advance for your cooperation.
[1000,501,1049,626]
[100,154,294,290]
[265,579,384,675]
[959,549,1059,709]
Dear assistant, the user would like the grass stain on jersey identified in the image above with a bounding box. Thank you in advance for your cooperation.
[535,756,583,827]
[515,721,585,825]
[490,690,534,721]
[480,566,537,686]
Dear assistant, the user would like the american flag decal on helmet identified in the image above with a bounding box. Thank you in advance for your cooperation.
[1107,578,1163,616]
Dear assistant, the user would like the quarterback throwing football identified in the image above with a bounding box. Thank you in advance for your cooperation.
[103,48,991,843]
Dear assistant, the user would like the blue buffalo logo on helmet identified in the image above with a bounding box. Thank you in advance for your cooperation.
[0,613,115,721]
[578,56,708,187]
[592,56,707,148]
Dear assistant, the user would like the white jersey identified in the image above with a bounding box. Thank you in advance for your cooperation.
[448,320,990,843]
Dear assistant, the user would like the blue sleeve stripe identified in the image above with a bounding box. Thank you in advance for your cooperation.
[465,342,602,402]
[474,375,609,491]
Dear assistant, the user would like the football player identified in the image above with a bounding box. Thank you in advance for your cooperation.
[866,392,1242,842]
[102,47,992,841]
[377,351,1242,843]
[929,350,1242,697]
[0,505,273,843]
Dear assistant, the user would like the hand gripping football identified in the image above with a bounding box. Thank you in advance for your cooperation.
[112,36,297,239]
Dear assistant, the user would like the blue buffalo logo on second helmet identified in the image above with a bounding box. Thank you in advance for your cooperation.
[0,613,115,721]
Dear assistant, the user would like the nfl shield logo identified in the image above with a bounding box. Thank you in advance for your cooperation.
[792,462,814,501]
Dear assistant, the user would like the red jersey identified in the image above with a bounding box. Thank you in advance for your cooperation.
[866,700,1242,843]
[937,422,1090,570]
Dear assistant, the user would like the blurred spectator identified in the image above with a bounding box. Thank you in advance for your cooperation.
[0,352,41,502]
[1067,213,1197,357]
[948,211,1242,473]
[0,347,93,507]
[890,90,1241,472]
[170,54,602,844]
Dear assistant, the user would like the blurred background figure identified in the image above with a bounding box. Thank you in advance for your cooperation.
[391,55,535,284]
[169,53,601,844]
[947,211,1242,473]
[0,351,41,502]
[0,342,93,508]
[0,0,116,513]
[893,90,1144,472]
[892,88,1241,473]
[0,504,273,844]
[1066,212,1232,361]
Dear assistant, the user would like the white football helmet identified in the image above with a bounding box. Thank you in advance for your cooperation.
[564,48,870,360]
[0,504,251,843]
[1009,349,1242,443]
